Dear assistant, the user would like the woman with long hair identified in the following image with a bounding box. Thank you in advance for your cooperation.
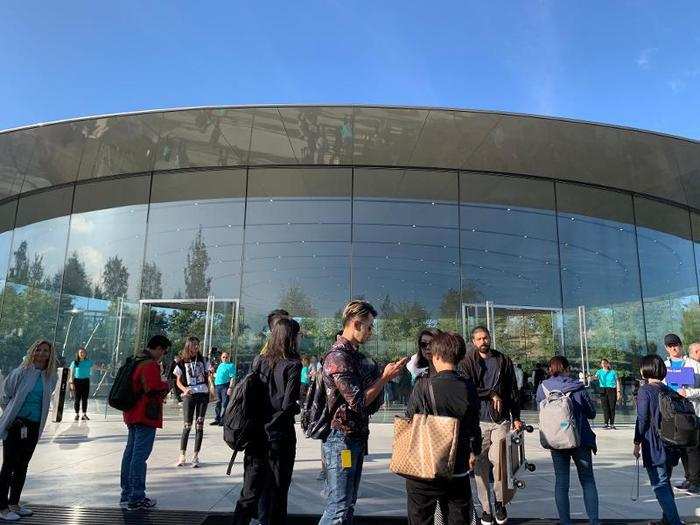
[173,336,213,467]
[0,339,57,521]
[69,347,93,420]
[232,317,302,525]
[406,328,441,382]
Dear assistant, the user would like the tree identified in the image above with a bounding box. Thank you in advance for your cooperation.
[58,252,91,297]
[184,229,211,299]
[8,241,29,284]
[141,262,163,299]
[102,255,129,299]
[279,284,317,318]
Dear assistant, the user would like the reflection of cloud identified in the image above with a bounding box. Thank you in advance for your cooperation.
[77,246,106,279]
[71,215,94,234]
[668,79,685,93]
[635,48,657,69]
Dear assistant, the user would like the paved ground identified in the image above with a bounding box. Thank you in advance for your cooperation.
[22,400,700,522]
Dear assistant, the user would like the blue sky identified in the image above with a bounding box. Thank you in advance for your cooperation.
[1,1,699,138]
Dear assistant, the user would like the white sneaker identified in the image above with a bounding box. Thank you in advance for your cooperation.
[175,454,186,467]
[191,456,200,468]
[8,505,32,517]
[0,509,20,521]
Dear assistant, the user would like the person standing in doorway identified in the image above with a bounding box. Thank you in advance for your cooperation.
[319,300,408,524]
[458,326,523,525]
[0,340,57,521]
[69,347,93,421]
[592,359,621,429]
[120,335,171,510]
[664,335,700,494]
[173,336,213,467]
[211,351,237,426]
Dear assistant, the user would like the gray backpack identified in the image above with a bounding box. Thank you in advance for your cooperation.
[538,385,580,450]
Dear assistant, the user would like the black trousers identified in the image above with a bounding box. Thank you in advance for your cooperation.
[681,443,700,485]
[600,387,617,425]
[73,378,90,414]
[232,439,296,525]
[180,392,208,453]
[406,475,473,525]
[0,419,39,508]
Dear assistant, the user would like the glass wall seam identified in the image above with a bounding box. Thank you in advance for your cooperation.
[630,195,650,351]
[689,208,700,305]
[51,185,78,352]
[552,182,566,352]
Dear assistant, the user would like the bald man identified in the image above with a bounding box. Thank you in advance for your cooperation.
[676,341,700,494]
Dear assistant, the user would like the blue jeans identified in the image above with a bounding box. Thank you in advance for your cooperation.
[551,447,599,525]
[120,424,156,503]
[214,384,230,422]
[645,464,682,525]
[319,429,365,524]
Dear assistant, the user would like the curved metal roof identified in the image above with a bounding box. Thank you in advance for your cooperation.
[0,105,698,209]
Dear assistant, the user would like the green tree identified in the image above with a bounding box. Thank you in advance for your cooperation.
[141,262,163,299]
[58,252,92,297]
[279,284,317,318]
[184,229,211,299]
[102,255,129,299]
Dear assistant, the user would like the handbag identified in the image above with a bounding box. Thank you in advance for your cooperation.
[389,378,460,480]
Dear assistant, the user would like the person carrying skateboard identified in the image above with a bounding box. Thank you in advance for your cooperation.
[458,326,523,525]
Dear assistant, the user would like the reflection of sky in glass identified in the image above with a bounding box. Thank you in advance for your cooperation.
[353,196,459,316]
[65,204,148,299]
[144,197,245,299]
[8,216,71,287]
[460,201,560,309]
[242,196,351,324]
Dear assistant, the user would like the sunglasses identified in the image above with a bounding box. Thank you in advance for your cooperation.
[418,340,430,348]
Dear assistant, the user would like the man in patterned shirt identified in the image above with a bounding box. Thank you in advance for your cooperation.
[319,300,408,524]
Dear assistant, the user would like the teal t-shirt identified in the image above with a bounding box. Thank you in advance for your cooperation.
[595,368,618,388]
[17,375,43,422]
[70,359,93,380]
[214,362,236,386]
[301,366,309,385]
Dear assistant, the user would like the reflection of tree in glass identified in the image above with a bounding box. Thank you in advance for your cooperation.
[141,262,163,299]
[279,284,317,318]
[101,255,129,299]
[682,305,700,345]
[184,228,211,299]
[57,252,91,296]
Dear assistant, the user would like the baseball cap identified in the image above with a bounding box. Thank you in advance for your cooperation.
[664,333,682,347]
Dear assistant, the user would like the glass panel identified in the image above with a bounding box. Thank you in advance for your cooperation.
[460,172,562,370]
[144,169,246,300]
[0,187,73,370]
[0,199,17,314]
[687,213,700,343]
[241,167,351,362]
[352,168,460,360]
[0,130,34,199]
[635,197,699,352]
[53,176,150,379]
[249,107,298,165]
[277,107,353,165]
[353,107,428,167]
[557,183,646,378]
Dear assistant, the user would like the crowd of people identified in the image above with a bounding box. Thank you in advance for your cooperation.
[0,300,697,525]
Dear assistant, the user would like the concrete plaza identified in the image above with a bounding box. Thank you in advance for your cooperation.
[20,402,700,522]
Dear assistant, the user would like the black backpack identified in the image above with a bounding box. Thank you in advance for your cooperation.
[108,355,149,411]
[222,363,266,474]
[658,386,699,448]
[301,371,334,440]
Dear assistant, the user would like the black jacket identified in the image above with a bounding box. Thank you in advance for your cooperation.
[458,348,521,423]
[406,371,482,475]
[252,355,302,442]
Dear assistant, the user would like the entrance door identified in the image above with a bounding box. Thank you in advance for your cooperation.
[462,302,563,369]
[135,296,238,360]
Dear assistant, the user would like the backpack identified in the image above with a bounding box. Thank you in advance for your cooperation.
[538,385,580,450]
[108,355,149,411]
[658,386,699,448]
[301,371,334,440]
[222,363,266,474]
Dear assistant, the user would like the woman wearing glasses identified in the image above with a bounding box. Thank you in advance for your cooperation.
[173,336,213,467]
[0,340,57,521]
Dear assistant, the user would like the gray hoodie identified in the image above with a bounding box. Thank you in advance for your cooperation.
[0,366,56,440]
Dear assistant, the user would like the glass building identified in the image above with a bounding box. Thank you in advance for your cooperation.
[0,105,698,389]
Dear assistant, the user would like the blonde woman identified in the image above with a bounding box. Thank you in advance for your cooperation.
[0,340,57,521]
[173,336,213,467]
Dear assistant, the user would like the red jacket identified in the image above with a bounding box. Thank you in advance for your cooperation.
[123,359,168,428]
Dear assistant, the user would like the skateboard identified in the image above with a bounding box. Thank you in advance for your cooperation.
[498,425,536,504]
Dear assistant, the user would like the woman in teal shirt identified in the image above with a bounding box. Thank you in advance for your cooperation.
[592,358,621,429]
[0,339,57,521]
[211,351,236,426]
[69,347,93,421]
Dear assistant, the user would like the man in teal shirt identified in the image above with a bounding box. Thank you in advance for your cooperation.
[592,358,621,429]
[211,352,236,426]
